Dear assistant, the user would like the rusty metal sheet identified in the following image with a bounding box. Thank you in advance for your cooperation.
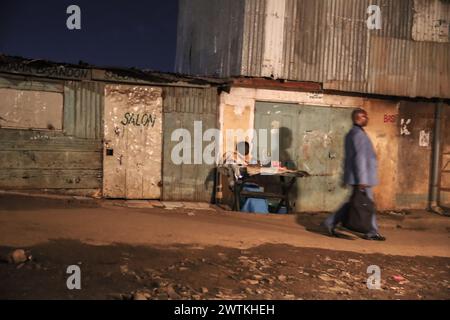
[175,0,246,77]
[366,35,450,98]
[412,0,450,43]
[177,0,450,98]
[232,78,322,91]
[64,81,104,139]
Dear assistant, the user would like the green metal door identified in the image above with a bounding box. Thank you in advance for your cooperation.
[254,102,353,212]
[295,105,330,212]
[325,106,354,211]
[254,102,301,168]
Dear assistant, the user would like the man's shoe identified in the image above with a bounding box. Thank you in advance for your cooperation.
[363,233,386,241]
[321,223,337,237]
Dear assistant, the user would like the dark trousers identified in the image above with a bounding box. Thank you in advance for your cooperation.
[324,186,379,236]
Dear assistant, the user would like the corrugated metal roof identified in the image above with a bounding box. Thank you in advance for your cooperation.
[163,86,218,114]
[0,54,228,87]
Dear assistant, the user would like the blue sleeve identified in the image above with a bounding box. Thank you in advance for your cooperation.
[353,132,369,185]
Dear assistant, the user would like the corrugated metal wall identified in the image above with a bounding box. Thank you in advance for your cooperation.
[175,0,246,77]
[241,0,267,77]
[412,0,450,43]
[0,76,103,196]
[177,0,450,99]
[162,87,218,202]
[64,81,104,140]
[266,0,449,98]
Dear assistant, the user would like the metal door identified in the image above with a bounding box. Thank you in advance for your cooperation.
[254,102,353,212]
[325,107,354,211]
[103,84,163,199]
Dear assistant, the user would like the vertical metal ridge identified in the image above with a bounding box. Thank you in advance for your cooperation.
[64,81,103,140]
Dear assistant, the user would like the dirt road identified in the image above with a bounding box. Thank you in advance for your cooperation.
[0,194,449,300]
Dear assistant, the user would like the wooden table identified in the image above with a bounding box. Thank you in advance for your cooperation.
[228,166,310,213]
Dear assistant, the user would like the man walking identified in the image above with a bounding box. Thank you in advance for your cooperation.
[323,108,386,241]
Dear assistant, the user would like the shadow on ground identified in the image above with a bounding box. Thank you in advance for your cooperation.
[295,213,360,240]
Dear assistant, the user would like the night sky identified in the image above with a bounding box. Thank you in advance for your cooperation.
[0,0,179,72]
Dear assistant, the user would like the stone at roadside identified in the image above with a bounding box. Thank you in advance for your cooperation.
[348,258,362,264]
[318,274,335,282]
[120,265,129,274]
[8,249,28,264]
[133,291,150,300]
[245,288,253,295]
[324,286,352,295]
[166,285,181,299]
[156,293,168,300]
[278,275,287,282]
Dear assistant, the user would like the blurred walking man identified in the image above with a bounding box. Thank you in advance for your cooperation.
[323,108,386,241]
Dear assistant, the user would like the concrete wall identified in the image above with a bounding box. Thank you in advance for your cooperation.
[219,86,436,211]
[396,102,435,209]
[362,99,400,209]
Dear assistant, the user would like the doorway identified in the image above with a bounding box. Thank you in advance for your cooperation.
[103,84,163,199]
[254,101,354,212]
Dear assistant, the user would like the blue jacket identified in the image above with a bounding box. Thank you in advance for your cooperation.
[343,125,378,186]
